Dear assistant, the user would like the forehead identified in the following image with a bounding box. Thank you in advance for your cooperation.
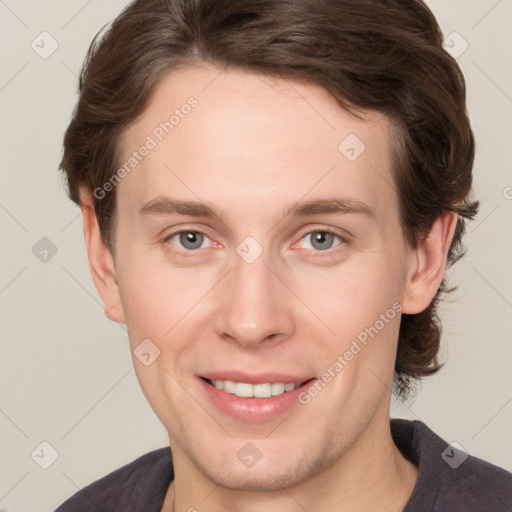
[117,65,397,222]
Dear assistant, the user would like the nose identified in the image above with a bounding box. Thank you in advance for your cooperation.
[214,246,295,348]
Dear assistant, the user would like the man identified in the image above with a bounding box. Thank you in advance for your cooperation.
[56,0,512,510]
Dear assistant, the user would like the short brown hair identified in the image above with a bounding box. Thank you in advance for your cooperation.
[59,0,479,399]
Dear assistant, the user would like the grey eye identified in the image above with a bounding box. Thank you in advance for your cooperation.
[300,231,341,251]
[310,232,335,250]
[168,231,208,250]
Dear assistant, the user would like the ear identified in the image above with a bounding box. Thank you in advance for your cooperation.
[78,188,126,324]
[401,211,458,314]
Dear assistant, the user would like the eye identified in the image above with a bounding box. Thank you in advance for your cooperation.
[297,229,344,252]
[164,230,213,251]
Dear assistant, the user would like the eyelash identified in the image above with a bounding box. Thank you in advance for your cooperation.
[162,228,346,257]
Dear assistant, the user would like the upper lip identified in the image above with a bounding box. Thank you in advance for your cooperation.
[199,371,315,385]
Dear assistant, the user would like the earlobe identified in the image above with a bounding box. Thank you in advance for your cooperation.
[401,211,458,315]
[79,189,126,324]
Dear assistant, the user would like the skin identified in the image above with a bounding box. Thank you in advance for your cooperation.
[79,64,457,512]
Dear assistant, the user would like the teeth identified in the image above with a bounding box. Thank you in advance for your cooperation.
[236,382,254,398]
[271,383,285,396]
[223,380,236,394]
[210,379,302,398]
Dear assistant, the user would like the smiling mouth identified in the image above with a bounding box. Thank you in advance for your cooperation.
[201,377,314,398]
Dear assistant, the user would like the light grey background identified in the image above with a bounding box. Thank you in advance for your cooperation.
[0,1,511,510]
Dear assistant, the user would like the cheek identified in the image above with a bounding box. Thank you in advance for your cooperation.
[117,229,406,358]
[116,251,219,356]
[289,252,405,394]
[116,254,175,341]
[291,252,404,329]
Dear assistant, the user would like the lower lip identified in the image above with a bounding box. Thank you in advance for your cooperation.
[199,377,316,422]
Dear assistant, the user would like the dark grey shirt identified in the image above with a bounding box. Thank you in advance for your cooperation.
[55,419,512,511]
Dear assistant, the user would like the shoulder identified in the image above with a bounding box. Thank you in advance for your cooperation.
[392,419,512,512]
[54,447,173,512]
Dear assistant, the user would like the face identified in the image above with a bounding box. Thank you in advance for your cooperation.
[103,65,420,490]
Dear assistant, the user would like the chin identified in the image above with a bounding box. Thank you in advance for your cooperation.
[182,434,334,492]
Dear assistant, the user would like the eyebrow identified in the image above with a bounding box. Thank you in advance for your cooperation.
[138,195,375,221]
